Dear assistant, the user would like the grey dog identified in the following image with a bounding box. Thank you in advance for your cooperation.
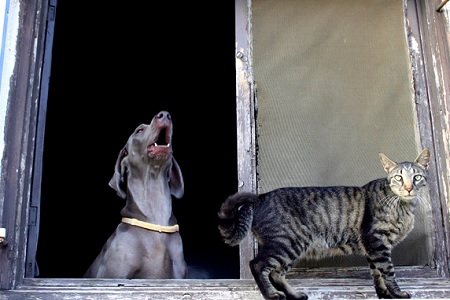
[84,111,187,279]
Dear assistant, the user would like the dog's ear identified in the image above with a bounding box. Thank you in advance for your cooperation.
[169,157,184,199]
[108,147,128,199]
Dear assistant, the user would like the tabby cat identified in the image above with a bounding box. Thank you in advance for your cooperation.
[218,149,430,300]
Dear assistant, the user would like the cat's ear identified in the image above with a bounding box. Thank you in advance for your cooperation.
[379,152,398,174]
[414,148,430,170]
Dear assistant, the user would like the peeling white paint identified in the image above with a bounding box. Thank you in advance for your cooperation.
[441,2,450,215]
[0,0,19,181]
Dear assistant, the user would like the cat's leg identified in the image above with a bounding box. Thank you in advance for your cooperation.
[250,256,286,300]
[270,269,308,300]
[368,263,393,299]
[366,257,411,299]
[364,232,411,299]
[249,244,308,300]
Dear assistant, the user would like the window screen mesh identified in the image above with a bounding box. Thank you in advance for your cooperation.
[253,0,432,267]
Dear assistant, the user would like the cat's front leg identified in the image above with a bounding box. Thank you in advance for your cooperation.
[383,276,411,299]
[369,265,392,299]
[364,232,411,299]
[367,260,411,299]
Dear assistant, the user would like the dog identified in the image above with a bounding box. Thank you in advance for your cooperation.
[83,111,188,279]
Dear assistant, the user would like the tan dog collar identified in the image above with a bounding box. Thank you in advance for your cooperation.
[122,217,179,233]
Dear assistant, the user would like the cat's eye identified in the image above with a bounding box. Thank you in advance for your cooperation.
[414,175,423,181]
[394,175,402,181]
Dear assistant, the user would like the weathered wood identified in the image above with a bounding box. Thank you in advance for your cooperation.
[1,277,449,300]
[414,0,450,277]
[287,265,439,279]
[0,0,49,290]
[235,0,258,280]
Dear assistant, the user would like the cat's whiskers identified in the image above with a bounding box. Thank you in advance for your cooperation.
[378,195,396,207]
[378,195,402,213]
[389,196,400,211]
[377,195,390,206]
[415,193,425,204]
[392,196,401,211]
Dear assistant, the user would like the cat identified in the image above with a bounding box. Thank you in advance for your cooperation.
[218,149,430,300]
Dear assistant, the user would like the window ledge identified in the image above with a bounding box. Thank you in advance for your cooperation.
[1,276,449,299]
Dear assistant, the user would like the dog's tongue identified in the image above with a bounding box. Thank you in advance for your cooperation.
[148,144,172,158]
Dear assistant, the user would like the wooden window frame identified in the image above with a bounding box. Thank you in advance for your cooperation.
[0,0,449,298]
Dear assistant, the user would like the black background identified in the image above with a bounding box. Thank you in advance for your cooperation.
[36,1,239,279]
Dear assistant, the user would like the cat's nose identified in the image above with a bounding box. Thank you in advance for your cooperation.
[404,181,413,192]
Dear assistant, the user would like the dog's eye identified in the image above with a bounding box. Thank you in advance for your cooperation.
[135,128,144,134]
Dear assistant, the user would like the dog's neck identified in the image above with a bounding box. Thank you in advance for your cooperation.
[120,176,174,226]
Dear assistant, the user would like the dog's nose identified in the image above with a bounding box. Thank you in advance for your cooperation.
[156,111,171,122]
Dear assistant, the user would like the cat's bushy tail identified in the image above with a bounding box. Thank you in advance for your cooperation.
[217,191,258,247]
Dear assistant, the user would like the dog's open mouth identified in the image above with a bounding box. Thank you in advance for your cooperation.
[147,127,172,158]
[148,143,173,159]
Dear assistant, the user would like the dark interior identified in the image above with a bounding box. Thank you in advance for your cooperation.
[35,1,239,279]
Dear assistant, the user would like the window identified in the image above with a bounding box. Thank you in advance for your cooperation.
[0,0,449,298]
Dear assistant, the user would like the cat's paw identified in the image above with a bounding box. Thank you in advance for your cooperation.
[265,291,287,300]
[391,291,411,299]
[375,287,392,299]
[265,291,308,300]
[376,289,411,299]
[286,292,308,300]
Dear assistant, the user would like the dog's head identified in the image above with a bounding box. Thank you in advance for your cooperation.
[109,111,184,200]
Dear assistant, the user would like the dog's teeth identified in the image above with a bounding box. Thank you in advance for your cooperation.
[154,143,170,147]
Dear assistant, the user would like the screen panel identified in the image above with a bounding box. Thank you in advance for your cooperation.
[252,0,432,267]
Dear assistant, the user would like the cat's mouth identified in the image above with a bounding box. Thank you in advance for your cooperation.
[400,191,417,200]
